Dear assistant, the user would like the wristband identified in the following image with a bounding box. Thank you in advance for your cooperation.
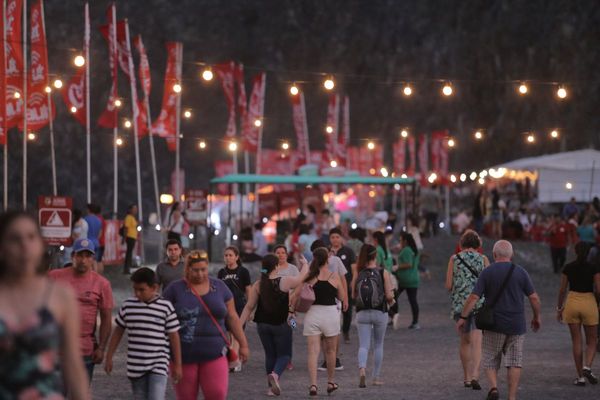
[459,315,468,320]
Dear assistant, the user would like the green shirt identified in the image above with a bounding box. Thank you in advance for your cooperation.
[395,247,420,288]
[376,246,394,273]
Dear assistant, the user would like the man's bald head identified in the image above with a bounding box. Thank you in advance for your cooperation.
[493,240,513,261]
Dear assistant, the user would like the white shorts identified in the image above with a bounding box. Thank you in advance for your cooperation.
[303,305,340,337]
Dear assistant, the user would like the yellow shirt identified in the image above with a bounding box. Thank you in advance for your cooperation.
[124,214,138,240]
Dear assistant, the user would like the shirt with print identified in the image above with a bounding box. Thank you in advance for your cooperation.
[332,246,356,281]
[163,278,233,364]
[450,250,485,317]
[395,247,420,288]
[472,262,535,335]
[116,296,180,378]
[48,267,114,356]
[156,260,185,291]
[217,266,251,316]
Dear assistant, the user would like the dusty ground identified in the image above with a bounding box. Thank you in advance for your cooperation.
[91,235,600,399]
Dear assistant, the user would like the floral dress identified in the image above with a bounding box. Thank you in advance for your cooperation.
[450,250,485,317]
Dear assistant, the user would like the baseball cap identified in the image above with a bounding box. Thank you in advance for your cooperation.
[73,238,95,255]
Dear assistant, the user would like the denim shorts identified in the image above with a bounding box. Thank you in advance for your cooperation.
[453,313,476,333]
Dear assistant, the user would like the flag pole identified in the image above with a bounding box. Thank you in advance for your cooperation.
[84,2,91,203]
[40,0,56,196]
[2,0,7,210]
[109,3,118,217]
[124,19,144,262]
[174,43,182,201]
[254,73,266,218]
[22,0,27,209]
[145,93,161,229]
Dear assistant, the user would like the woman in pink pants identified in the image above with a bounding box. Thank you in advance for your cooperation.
[164,251,249,399]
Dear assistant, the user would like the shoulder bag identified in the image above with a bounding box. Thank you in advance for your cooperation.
[474,263,516,331]
[455,253,480,278]
[294,281,316,313]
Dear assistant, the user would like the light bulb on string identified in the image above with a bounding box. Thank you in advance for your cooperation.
[526,133,536,143]
[183,109,192,119]
[228,141,238,152]
[550,129,559,139]
[173,83,182,93]
[289,84,299,96]
[450,174,457,183]
[27,132,36,141]
[114,99,122,108]
[323,77,335,91]
[53,79,63,89]
[400,129,409,138]
[281,142,290,150]
[556,86,567,99]
[474,130,483,140]
[44,86,51,94]
[254,119,262,128]
[73,55,85,67]
[330,160,338,168]
[201,68,213,81]
[70,106,77,113]
[124,119,132,129]
[402,84,412,96]
[198,140,207,150]
[326,126,333,134]
[115,137,124,146]
[447,138,456,148]
[442,83,453,96]
[380,167,389,177]
[518,83,528,95]
[13,91,20,99]
[367,141,375,150]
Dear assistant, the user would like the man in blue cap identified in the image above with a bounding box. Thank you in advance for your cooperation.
[49,238,114,383]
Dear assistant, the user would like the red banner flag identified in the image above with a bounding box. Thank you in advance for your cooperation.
[243,72,265,153]
[62,66,86,125]
[291,92,310,167]
[135,99,148,137]
[0,1,7,145]
[214,159,234,195]
[133,35,151,99]
[393,138,406,175]
[336,96,349,167]
[6,0,23,128]
[430,131,442,173]
[22,0,54,131]
[152,42,182,151]
[325,94,340,164]
[97,4,118,128]
[438,130,449,181]
[215,61,236,138]
[347,146,360,172]
[407,135,416,176]
[418,133,429,183]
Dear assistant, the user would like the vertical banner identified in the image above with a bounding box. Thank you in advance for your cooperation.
[5,0,23,128]
[325,94,340,164]
[418,133,429,183]
[336,95,349,167]
[235,63,247,129]
[291,92,310,168]
[214,61,236,138]
[407,135,416,176]
[98,4,118,129]
[151,42,182,151]
[62,65,86,124]
[346,146,360,172]
[214,160,234,195]
[393,138,406,175]
[438,131,449,182]
[243,73,265,153]
[133,35,151,98]
[430,130,443,174]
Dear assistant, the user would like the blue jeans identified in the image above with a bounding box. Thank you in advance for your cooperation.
[356,310,388,379]
[256,322,293,377]
[130,373,168,400]
[83,356,94,383]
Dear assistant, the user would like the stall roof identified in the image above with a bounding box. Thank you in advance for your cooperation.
[210,174,416,185]
[496,149,600,171]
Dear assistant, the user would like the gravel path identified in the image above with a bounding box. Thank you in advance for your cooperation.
[91,235,599,399]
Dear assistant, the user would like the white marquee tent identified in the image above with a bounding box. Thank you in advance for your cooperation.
[494,149,600,203]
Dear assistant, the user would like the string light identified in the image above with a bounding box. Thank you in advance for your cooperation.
[44,86,51,93]
[198,140,207,149]
[518,83,528,95]
[201,67,213,81]
[367,141,375,150]
[380,167,389,177]
[254,119,262,127]
[368,190,376,198]
[565,182,573,190]
[281,142,290,150]
[27,132,36,141]
[228,141,238,152]
[124,119,132,129]
[330,160,338,168]
[469,172,477,181]
[400,129,409,138]
[183,110,192,119]
[70,106,77,113]
[400,173,408,179]
[402,84,412,96]
[474,130,483,140]
[53,79,63,89]
[526,133,536,143]
[460,173,467,182]
[442,83,453,96]
[173,83,182,93]
[323,77,335,91]
[13,91,20,99]
[428,172,438,183]
[478,177,485,185]
[326,125,333,134]
[114,99,122,108]
[447,138,456,148]
[450,174,457,183]
[556,86,567,99]
[550,129,559,139]
[73,55,85,67]
[289,84,299,96]
[115,137,124,146]
[369,168,376,175]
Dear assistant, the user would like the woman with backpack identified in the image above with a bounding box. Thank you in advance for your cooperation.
[445,230,489,390]
[353,244,395,388]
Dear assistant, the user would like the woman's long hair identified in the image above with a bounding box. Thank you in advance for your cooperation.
[356,244,377,274]
[224,245,242,267]
[574,241,591,264]
[400,232,419,256]
[372,231,389,260]
[168,202,180,225]
[304,247,329,282]
[259,254,280,306]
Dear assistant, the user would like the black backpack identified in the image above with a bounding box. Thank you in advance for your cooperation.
[355,268,385,311]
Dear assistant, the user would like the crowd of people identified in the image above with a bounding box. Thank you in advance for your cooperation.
[0,205,599,400]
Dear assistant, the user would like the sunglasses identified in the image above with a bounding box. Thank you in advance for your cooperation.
[188,251,209,263]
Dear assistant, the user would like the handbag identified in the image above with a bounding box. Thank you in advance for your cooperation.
[187,283,240,366]
[294,282,316,313]
[475,263,516,330]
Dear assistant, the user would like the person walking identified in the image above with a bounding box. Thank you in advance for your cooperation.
[84,204,102,263]
[346,227,365,260]
[93,204,107,273]
[104,268,182,399]
[163,251,249,400]
[155,239,184,291]
[274,245,300,277]
[547,215,574,273]
[0,211,90,399]
[165,202,184,243]
[457,240,541,400]
[353,244,395,388]
[557,241,600,386]
[49,238,114,383]
[445,230,490,390]
[292,247,346,396]
[239,254,308,396]
[329,227,357,343]
[392,232,421,330]
[373,231,393,273]
[123,204,138,274]
[217,246,252,372]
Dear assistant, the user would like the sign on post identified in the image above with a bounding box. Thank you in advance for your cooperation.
[185,189,207,225]
[38,196,72,246]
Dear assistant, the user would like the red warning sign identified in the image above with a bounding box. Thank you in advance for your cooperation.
[38,196,72,245]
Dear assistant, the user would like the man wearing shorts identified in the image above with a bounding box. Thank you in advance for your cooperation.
[457,240,541,400]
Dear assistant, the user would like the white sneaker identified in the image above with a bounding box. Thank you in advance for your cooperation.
[392,314,401,330]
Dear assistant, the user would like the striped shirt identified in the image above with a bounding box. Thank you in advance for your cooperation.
[115,296,180,378]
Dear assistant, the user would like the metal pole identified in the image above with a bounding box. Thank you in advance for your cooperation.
[589,160,596,201]
[444,184,450,234]
[84,2,91,203]
[244,150,250,193]
[3,142,7,211]
[39,1,56,196]
[174,43,183,201]
[227,183,232,246]
[113,126,118,217]
[145,98,161,229]
[254,73,266,218]
[22,0,27,209]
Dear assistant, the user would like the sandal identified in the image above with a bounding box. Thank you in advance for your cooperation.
[463,381,472,388]
[327,382,339,395]
[486,388,499,400]
[471,379,482,390]
[309,385,318,396]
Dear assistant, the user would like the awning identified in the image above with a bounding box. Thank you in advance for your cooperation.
[210,174,416,185]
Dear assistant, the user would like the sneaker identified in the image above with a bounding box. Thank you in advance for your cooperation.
[230,363,242,373]
[286,362,294,371]
[318,361,327,371]
[583,367,598,384]
[268,373,281,396]
[343,332,350,343]
[392,314,401,330]
[335,358,344,371]
[408,323,421,330]
[573,377,586,386]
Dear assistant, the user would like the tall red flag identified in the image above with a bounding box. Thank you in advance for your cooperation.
[336,96,349,167]
[325,94,340,164]
[291,92,310,168]
[214,62,236,138]
[133,35,151,99]
[418,133,429,183]
[62,68,86,125]
[98,4,118,128]
[6,0,23,128]
[152,42,182,151]
[243,73,265,153]
[407,135,416,176]
[0,1,7,145]
[22,0,54,131]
